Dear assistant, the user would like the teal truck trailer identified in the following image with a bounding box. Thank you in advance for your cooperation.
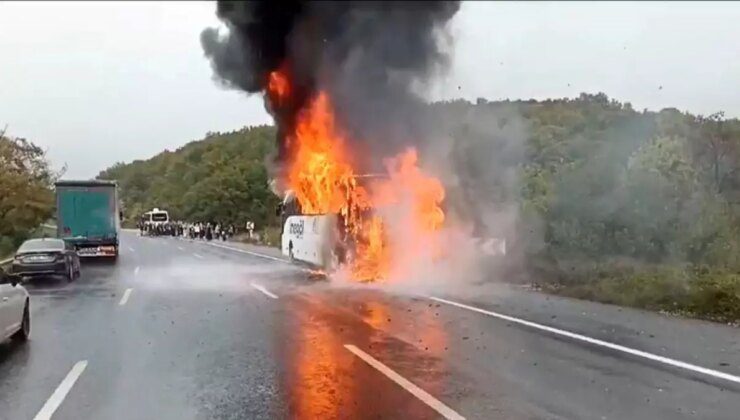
[55,180,121,258]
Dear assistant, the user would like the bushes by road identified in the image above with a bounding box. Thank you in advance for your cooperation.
[433,94,740,323]
[0,132,56,259]
[540,262,740,323]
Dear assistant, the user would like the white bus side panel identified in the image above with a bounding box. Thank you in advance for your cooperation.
[282,215,336,268]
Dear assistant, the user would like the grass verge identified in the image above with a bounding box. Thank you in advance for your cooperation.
[541,263,740,324]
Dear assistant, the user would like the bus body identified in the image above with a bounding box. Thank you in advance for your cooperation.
[278,174,508,271]
[281,214,339,268]
[140,208,170,235]
[278,176,387,270]
[142,209,169,224]
[279,190,340,269]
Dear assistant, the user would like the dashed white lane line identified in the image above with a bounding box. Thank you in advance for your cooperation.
[177,246,185,251]
[250,282,278,299]
[430,296,740,385]
[134,266,140,276]
[119,288,133,306]
[344,344,465,420]
[33,360,88,420]
[127,246,135,252]
[193,253,205,259]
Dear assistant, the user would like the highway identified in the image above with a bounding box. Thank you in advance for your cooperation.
[1,231,738,420]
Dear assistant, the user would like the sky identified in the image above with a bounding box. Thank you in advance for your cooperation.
[1,1,740,179]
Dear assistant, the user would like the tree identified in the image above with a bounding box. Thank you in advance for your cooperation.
[97,125,280,230]
[0,132,56,254]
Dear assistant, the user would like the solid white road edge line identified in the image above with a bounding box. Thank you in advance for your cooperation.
[207,242,288,264]
[344,344,465,420]
[33,360,88,420]
[250,282,278,299]
[192,253,205,259]
[430,296,740,385]
[119,288,133,306]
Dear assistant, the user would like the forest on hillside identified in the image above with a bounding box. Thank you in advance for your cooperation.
[97,93,740,321]
[97,125,281,231]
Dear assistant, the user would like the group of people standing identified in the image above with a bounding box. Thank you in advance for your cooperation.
[138,221,236,242]
[139,221,183,237]
[186,222,235,241]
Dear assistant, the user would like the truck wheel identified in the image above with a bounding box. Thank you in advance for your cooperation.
[12,302,30,342]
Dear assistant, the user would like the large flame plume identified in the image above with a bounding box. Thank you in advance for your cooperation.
[202,1,460,283]
[270,69,445,282]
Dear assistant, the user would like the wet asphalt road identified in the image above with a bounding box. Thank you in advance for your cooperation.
[0,231,738,420]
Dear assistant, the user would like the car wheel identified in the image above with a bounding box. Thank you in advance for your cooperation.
[11,302,30,342]
[66,263,74,282]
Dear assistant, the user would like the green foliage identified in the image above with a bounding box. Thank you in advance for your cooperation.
[97,126,280,230]
[0,133,56,257]
[548,265,740,323]
[260,226,282,248]
[434,93,740,321]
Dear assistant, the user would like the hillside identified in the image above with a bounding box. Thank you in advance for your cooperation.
[97,125,280,230]
[97,94,740,321]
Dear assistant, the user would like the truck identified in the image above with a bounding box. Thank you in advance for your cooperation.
[55,180,121,259]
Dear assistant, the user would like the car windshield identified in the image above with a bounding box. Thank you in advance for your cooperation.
[17,239,64,252]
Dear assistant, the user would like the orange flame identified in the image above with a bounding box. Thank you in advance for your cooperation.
[351,215,390,281]
[288,92,366,216]
[268,69,290,104]
[269,67,445,282]
[375,148,445,232]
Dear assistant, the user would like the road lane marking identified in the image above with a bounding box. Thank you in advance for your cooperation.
[344,344,465,420]
[193,253,205,259]
[250,283,278,299]
[33,360,88,420]
[177,246,185,251]
[134,266,140,276]
[127,246,135,252]
[430,296,740,385]
[119,288,133,306]
[207,242,287,263]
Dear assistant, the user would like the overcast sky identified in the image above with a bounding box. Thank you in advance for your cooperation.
[1,1,740,179]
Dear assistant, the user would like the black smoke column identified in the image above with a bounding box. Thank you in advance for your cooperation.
[201,1,460,173]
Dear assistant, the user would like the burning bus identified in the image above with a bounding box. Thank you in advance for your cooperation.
[201,2,461,282]
[278,174,389,274]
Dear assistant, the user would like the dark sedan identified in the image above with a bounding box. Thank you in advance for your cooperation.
[11,238,81,281]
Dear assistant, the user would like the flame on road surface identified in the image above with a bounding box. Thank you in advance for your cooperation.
[269,69,446,283]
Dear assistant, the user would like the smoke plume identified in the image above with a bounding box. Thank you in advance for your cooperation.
[201,1,460,173]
